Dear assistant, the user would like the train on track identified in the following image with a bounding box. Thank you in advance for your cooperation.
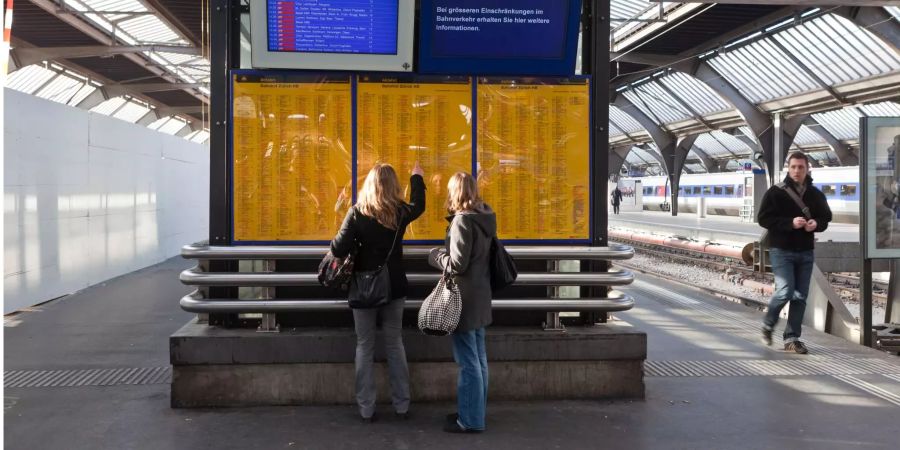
[623,166,859,223]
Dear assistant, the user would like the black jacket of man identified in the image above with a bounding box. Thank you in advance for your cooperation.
[757,174,832,251]
[330,175,426,299]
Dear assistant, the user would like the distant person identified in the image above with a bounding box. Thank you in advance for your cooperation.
[428,172,495,433]
[611,187,623,214]
[330,162,426,422]
[758,152,832,354]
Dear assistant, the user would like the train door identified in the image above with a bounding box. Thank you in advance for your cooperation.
[741,176,754,222]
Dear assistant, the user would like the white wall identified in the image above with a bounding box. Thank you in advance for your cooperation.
[4,88,209,313]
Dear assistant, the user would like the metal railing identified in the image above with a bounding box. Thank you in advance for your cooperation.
[179,244,636,330]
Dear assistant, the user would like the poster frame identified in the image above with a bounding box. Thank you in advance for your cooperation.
[862,116,900,259]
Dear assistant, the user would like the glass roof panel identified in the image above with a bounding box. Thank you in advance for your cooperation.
[113,101,151,123]
[91,97,128,116]
[609,104,646,135]
[658,72,733,116]
[793,125,827,147]
[772,15,900,86]
[6,65,55,94]
[158,117,188,135]
[623,83,693,125]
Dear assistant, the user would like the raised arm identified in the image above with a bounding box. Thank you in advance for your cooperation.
[407,174,426,222]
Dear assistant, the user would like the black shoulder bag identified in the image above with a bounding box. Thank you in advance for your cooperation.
[348,210,404,309]
[473,221,517,292]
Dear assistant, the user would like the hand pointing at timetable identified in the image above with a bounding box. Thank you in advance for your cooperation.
[412,161,425,177]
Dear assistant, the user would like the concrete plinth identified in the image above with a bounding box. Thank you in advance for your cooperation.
[170,320,646,408]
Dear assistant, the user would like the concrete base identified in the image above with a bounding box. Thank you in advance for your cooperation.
[170,320,646,408]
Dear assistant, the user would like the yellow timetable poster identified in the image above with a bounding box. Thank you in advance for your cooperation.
[232,73,352,242]
[357,75,474,241]
[477,77,591,241]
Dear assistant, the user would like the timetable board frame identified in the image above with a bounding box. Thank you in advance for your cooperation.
[474,76,593,245]
[249,0,416,72]
[229,69,354,245]
[229,69,592,245]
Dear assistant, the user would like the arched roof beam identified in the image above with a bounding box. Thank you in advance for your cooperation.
[802,118,859,165]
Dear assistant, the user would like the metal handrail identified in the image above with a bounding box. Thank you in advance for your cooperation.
[179,266,635,287]
[180,243,635,261]
[179,290,635,313]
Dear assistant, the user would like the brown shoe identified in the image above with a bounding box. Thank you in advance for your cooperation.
[784,341,808,354]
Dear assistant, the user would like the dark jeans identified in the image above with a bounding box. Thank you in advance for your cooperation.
[763,248,815,342]
[613,204,620,214]
[451,327,488,430]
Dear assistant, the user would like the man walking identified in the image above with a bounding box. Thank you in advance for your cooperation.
[611,186,623,215]
[758,152,832,354]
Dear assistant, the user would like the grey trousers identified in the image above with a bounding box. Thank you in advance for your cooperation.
[352,297,410,418]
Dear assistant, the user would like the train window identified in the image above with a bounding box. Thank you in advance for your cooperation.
[821,185,836,196]
[702,186,711,195]
[725,186,735,196]
[644,187,652,195]
[693,186,701,195]
[713,186,723,195]
[841,184,857,196]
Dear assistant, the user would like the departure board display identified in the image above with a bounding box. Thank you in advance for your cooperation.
[356,75,474,241]
[267,0,399,54]
[231,72,353,243]
[476,77,591,241]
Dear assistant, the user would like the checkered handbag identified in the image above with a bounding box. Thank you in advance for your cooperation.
[417,267,461,336]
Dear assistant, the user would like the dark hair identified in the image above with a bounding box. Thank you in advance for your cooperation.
[787,152,809,165]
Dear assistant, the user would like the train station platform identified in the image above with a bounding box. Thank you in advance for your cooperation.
[610,210,859,245]
[4,256,899,449]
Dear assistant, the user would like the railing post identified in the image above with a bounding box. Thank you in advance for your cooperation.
[257,260,280,333]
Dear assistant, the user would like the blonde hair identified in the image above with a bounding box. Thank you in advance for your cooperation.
[445,172,483,213]
[356,164,404,230]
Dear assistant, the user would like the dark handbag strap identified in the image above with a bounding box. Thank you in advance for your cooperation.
[776,182,812,219]
[378,208,405,270]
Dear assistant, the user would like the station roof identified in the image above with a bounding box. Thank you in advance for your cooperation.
[8,0,209,141]
[611,3,900,174]
[7,2,900,154]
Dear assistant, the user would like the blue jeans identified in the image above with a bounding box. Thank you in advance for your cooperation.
[764,248,815,342]
[451,328,488,430]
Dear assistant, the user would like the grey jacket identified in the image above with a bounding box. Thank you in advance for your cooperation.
[428,204,496,332]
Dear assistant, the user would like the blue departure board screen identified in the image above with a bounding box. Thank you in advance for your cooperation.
[418,0,582,76]
[266,0,399,55]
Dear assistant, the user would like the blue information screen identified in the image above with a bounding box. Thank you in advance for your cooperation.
[431,0,569,58]
[266,0,399,54]
[418,0,581,75]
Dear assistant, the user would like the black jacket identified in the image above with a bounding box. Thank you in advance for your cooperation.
[330,175,426,300]
[757,175,832,251]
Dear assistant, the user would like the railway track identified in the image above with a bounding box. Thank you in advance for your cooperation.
[612,238,887,305]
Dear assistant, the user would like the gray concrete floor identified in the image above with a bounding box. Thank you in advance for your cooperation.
[5,256,900,450]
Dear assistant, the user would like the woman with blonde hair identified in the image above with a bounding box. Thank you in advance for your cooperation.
[428,171,495,433]
[331,161,425,422]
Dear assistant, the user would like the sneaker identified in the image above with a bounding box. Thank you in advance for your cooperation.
[443,420,483,434]
[784,341,808,354]
[395,411,410,420]
[761,328,772,346]
[360,412,377,423]
[445,413,459,424]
